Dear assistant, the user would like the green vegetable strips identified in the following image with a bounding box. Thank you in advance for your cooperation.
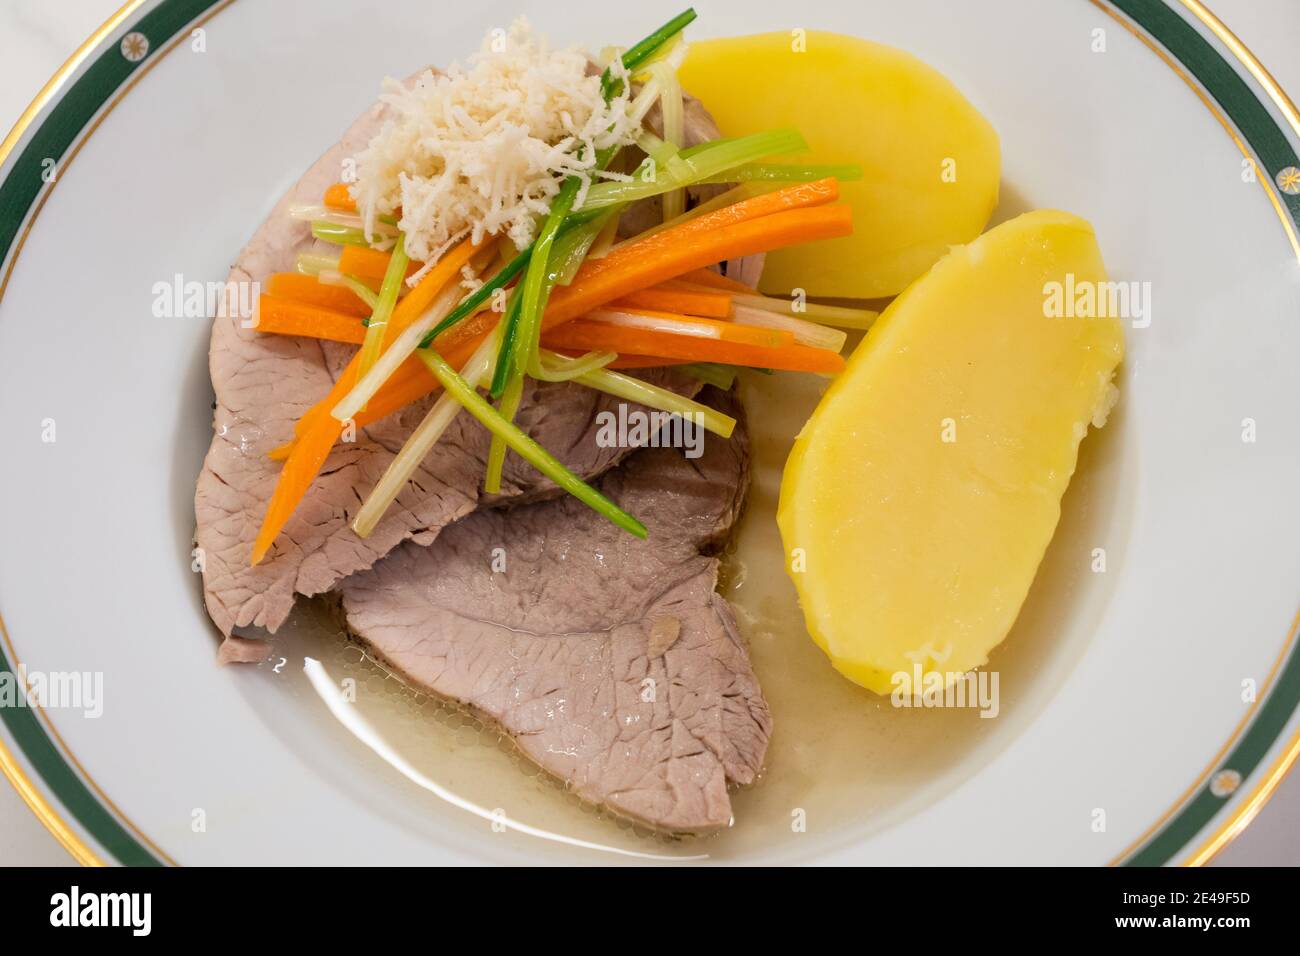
[418,349,647,538]
[601,8,698,99]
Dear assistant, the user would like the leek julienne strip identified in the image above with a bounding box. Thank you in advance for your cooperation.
[550,208,620,287]
[297,252,341,276]
[644,61,686,222]
[729,292,879,330]
[352,234,410,387]
[418,349,647,538]
[311,221,393,249]
[421,245,532,346]
[541,353,736,439]
[679,362,738,390]
[482,176,583,492]
[482,374,523,495]
[332,243,499,422]
[576,128,808,212]
[489,288,525,399]
[731,303,848,352]
[291,204,400,230]
[318,272,381,312]
[691,163,864,185]
[513,176,582,368]
[600,7,698,100]
[352,330,501,538]
[331,276,466,423]
[587,208,622,261]
[530,348,617,383]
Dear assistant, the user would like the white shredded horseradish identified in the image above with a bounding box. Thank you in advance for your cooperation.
[351,17,638,271]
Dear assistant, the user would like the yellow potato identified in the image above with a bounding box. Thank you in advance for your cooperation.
[777,210,1123,693]
[679,31,1000,298]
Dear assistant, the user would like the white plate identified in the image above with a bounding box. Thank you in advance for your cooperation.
[2,0,1299,865]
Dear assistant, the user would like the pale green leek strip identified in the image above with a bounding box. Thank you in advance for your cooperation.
[419,349,646,538]
[318,272,380,311]
[352,234,409,389]
[331,277,465,424]
[482,374,524,495]
[541,353,736,439]
[290,205,400,228]
[512,177,580,371]
[634,131,691,181]
[691,162,863,185]
[600,7,697,100]
[731,304,847,351]
[311,221,386,248]
[587,209,622,261]
[680,363,738,390]
[296,252,341,276]
[730,292,879,330]
[627,75,663,128]
[634,129,675,164]
[483,177,582,491]
[530,349,617,382]
[550,208,618,287]
[578,128,807,212]
[607,181,778,250]
[644,62,686,222]
[352,330,500,539]
[626,29,685,82]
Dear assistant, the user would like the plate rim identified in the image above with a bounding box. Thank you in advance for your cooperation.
[1,0,1297,867]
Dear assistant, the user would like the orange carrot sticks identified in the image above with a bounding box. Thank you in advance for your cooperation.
[323,182,357,212]
[266,273,372,317]
[583,308,791,348]
[338,246,420,285]
[254,296,366,344]
[250,414,346,565]
[610,285,732,318]
[676,267,756,293]
[252,239,489,561]
[544,200,850,328]
[541,320,846,375]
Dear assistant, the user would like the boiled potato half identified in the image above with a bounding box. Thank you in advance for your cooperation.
[680,31,1000,299]
[777,210,1124,694]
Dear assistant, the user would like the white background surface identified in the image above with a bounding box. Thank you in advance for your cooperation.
[0,0,1296,868]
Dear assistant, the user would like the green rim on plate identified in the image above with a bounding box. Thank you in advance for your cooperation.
[0,0,1297,867]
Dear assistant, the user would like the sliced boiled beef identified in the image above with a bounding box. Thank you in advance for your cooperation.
[337,387,769,834]
[194,90,697,646]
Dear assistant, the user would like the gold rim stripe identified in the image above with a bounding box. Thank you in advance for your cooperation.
[0,0,1297,868]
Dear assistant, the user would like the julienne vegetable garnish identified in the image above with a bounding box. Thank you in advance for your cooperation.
[247,8,865,564]
[352,234,410,387]
[419,349,648,539]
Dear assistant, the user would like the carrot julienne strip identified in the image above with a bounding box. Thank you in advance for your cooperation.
[541,320,847,375]
[253,295,366,344]
[251,413,346,566]
[352,235,411,386]
[252,239,489,559]
[264,189,849,495]
[337,245,420,284]
[544,197,849,328]
[677,267,756,293]
[266,273,372,317]
[584,307,791,348]
[610,285,732,318]
[323,182,357,212]
[377,200,852,423]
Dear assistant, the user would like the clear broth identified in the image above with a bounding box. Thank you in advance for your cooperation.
[261,366,1128,863]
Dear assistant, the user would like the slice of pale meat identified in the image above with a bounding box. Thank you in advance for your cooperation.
[194,88,696,645]
[337,388,769,834]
